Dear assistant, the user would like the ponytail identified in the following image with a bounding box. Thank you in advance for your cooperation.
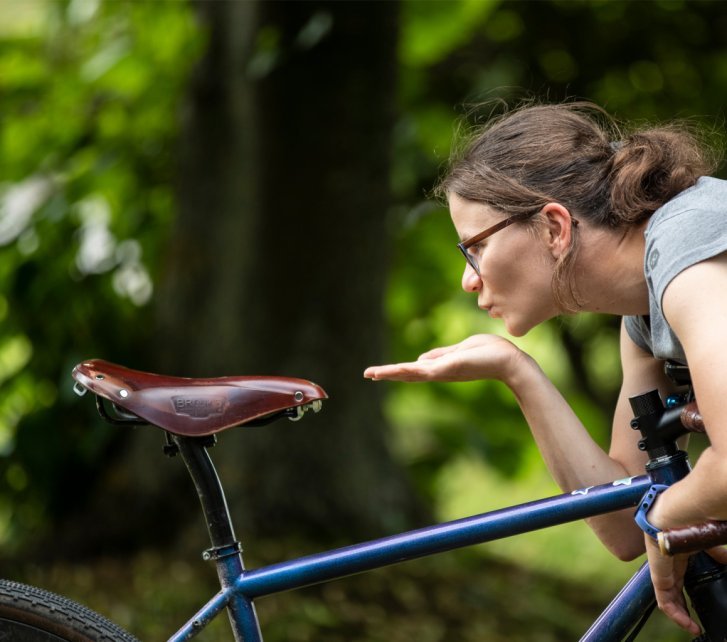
[608,125,720,226]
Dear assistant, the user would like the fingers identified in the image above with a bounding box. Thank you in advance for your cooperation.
[651,574,700,634]
[418,345,457,361]
[646,540,702,635]
[418,335,489,360]
[660,604,701,635]
[363,362,426,381]
[364,351,471,382]
[364,340,465,381]
[656,593,701,635]
[365,340,466,379]
[364,335,517,382]
[364,359,452,381]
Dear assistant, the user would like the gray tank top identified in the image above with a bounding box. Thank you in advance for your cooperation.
[623,176,727,364]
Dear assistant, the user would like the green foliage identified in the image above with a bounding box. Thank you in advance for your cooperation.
[0,0,725,610]
[0,1,723,637]
[400,0,499,68]
[0,0,202,546]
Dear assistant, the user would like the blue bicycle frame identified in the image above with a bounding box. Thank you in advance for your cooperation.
[92,381,726,642]
[165,431,666,642]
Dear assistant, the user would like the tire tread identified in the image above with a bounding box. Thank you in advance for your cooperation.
[0,579,139,642]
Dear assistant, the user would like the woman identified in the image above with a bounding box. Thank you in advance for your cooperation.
[364,102,727,635]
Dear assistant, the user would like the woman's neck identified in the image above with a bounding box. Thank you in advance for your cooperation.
[575,224,650,316]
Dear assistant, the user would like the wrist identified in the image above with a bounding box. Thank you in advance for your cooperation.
[502,349,543,392]
[646,498,667,531]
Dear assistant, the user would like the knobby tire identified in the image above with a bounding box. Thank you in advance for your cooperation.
[0,579,139,642]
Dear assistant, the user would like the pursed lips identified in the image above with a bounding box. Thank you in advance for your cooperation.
[479,303,498,317]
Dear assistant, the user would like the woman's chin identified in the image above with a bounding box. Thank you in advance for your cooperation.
[502,316,532,338]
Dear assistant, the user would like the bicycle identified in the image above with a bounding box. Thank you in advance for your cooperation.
[2,358,727,641]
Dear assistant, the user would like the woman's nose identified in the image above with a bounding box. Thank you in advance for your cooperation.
[461,264,481,292]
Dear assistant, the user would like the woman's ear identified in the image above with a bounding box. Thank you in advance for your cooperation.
[540,202,575,258]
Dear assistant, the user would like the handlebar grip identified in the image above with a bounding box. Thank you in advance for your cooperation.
[658,520,727,556]
[680,401,705,433]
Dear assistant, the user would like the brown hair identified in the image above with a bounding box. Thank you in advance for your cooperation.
[436,101,721,311]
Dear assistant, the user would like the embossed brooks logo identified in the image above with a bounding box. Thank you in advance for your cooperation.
[172,396,227,419]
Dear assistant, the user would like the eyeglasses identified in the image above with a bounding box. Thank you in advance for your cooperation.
[457,215,579,276]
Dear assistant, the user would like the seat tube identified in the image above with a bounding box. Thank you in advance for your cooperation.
[216,555,262,642]
[172,435,263,641]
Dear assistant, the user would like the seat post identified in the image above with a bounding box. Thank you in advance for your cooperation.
[170,434,263,642]
[171,434,237,549]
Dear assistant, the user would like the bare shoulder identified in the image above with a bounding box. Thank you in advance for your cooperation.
[662,252,727,443]
[662,252,727,349]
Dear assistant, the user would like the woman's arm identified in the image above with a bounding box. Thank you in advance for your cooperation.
[364,326,669,559]
[652,253,727,525]
[642,253,727,634]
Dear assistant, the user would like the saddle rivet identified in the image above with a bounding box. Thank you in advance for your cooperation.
[119,389,129,398]
[294,391,304,402]
[95,374,105,380]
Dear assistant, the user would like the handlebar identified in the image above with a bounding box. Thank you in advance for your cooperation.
[659,520,727,556]
[678,401,705,433]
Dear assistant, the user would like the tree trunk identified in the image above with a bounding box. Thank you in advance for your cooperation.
[150,0,425,544]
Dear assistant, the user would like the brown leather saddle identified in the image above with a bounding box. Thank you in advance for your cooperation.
[72,359,328,437]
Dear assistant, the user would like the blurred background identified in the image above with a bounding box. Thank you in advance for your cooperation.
[1,1,725,640]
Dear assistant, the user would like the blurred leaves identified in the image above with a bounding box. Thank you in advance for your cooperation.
[0,0,724,609]
[0,1,722,638]
[400,0,498,68]
[0,0,202,546]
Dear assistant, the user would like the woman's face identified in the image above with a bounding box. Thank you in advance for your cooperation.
[448,193,559,336]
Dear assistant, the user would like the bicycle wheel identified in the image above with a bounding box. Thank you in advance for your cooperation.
[0,579,140,642]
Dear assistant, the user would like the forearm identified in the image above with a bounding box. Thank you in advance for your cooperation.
[650,446,727,529]
[507,353,629,489]
[506,353,646,559]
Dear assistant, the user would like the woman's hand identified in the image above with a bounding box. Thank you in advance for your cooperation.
[644,536,701,636]
[645,495,727,635]
[363,334,526,384]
